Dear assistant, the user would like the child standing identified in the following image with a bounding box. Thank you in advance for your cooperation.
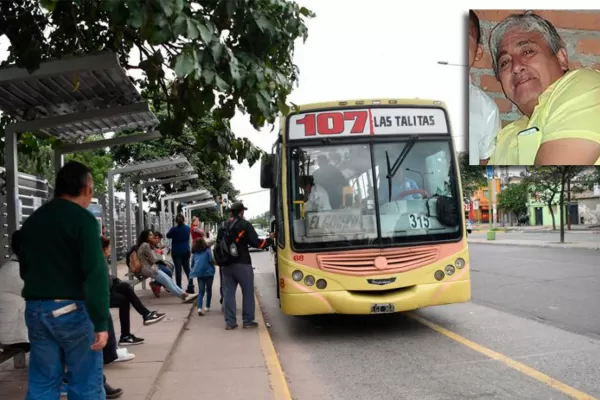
[189,238,215,316]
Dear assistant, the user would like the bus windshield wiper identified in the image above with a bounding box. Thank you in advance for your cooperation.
[385,136,418,202]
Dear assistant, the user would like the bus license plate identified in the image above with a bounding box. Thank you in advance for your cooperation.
[371,303,395,314]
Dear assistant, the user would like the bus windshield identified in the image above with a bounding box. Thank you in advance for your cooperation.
[289,139,462,251]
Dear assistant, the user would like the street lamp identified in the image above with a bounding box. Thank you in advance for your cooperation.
[437,60,468,68]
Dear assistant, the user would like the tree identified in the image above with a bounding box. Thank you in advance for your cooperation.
[110,112,240,211]
[248,210,269,228]
[524,167,561,231]
[7,134,113,194]
[458,152,486,197]
[0,0,315,167]
[525,166,585,240]
[497,180,529,221]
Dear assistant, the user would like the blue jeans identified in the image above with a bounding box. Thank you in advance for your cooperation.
[25,300,105,400]
[197,276,214,309]
[153,263,173,288]
[154,269,184,297]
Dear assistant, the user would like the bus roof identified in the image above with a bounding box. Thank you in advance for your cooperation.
[289,98,448,114]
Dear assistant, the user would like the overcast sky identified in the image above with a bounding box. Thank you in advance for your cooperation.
[0,1,586,218]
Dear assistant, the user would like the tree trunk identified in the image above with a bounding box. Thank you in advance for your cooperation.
[559,174,566,243]
[548,202,556,230]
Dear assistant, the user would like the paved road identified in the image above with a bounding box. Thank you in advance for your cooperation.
[469,230,600,245]
[252,247,600,400]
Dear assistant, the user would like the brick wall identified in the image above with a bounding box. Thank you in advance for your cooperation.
[470,10,600,127]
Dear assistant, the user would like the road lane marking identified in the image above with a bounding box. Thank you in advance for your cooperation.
[255,294,293,400]
[408,313,598,400]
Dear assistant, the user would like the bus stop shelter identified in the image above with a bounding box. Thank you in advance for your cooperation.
[0,51,160,237]
[0,51,161,368]
[131,167,199,235]
[182,199,218,226]
[107,155,192,275]
[160,189,212,232]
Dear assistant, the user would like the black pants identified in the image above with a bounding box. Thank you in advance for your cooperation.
[172,251,193,290]
[109,281,150,337]
[103,317,118,365]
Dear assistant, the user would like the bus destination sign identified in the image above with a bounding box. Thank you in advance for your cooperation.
[305,210,364,236]
[288,107,448,140]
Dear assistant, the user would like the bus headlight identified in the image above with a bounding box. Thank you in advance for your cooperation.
[434,270,445,281]
[304,275,315,286]
[445,265,455,276]
[316,279,327,289]
[292,270,303,282]
[455,258,465,269]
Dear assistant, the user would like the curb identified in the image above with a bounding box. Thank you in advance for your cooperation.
[254,287,293,400]
[468,239,600,250]
[145,302,196,400]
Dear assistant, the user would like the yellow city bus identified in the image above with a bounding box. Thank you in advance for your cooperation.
[260,99,470,316]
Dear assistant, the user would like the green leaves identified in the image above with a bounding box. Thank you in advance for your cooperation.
[174,50,196,78]
[1,0,315,189]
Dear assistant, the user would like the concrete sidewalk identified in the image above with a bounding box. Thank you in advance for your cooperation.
[468,238,600,250]
[0,263,283,399]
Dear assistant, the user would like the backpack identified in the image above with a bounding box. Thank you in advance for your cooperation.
[126,246,142,274]
[213,219,241,267]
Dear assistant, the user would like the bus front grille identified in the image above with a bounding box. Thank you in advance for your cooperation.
[317,247,439,275]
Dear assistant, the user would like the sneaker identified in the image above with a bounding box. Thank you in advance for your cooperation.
[243,321,259,329]
[150,282,161,298]
[225,323,238,330]
[119,334,145,346]
[115,347,135,362]
[186,287,195,294]
[182,293,198,303]
[143,311,166,326]
[205,307,210,312]
[197,308,204,316]
[105,382,124,399]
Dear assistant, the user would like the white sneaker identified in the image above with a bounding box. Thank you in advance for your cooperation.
[205,307,210,312]
[197,308,204,316]
[115,347,135,362]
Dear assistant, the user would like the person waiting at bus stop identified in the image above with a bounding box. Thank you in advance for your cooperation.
[18,161,109,399]
[221,201,274,330]
[167,214,195,294]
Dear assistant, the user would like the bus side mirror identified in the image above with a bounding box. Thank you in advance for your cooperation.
[260,154,274,189]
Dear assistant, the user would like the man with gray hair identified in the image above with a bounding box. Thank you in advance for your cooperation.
[487,11,600,166]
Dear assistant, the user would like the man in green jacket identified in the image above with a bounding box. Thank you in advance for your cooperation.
[19,160,109,399]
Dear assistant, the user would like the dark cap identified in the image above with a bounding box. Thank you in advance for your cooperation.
[230,201,247,213]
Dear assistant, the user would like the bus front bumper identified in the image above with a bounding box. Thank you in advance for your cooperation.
[279,279,471,316]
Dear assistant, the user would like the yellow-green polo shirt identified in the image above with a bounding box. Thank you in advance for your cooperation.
[489,68,600,166]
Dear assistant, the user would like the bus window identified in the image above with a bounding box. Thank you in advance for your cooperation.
[289,144,378,248]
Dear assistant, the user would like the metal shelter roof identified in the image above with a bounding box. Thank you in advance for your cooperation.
[110,155,191,177]
[183,200,218,210]
[0,51,158,138]
[136,167,197,183]
[161,189,210,202]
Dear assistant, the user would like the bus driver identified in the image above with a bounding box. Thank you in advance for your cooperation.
[299,175,332,212]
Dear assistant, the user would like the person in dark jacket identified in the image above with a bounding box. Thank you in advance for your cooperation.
[220,202,274,330]
[167,214,194,294]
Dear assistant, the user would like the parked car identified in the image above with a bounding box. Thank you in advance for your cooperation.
[466,220,472,234]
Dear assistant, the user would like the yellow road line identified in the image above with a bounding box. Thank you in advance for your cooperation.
[408,313,597,400]
[255,294,293,400]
